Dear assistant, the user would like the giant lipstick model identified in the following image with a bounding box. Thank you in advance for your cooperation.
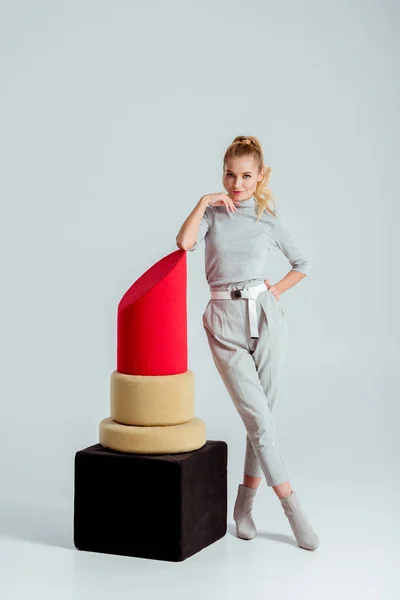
[74,249,227,562]
[99,249,206,453]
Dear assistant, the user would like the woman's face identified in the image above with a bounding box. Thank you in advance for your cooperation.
[223,157,263,201]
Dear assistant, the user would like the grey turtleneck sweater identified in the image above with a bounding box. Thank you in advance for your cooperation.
[188,195,311,290]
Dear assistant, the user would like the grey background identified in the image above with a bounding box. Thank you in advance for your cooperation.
[0,1,398,598]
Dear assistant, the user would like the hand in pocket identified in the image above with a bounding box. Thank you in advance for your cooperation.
[264,279,281,301]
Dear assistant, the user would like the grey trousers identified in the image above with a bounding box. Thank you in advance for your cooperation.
[202,284,290,487]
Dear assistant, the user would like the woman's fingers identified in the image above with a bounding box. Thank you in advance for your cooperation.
[270,287,280,301]
[266,280,281,300]
[223,199,238,213]
[226,194,237,211]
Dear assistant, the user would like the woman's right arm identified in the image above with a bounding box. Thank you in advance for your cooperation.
[176,195,211,251]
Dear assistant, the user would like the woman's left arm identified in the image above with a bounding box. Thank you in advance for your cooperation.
[266,270,306,298]
[265,213,312,298]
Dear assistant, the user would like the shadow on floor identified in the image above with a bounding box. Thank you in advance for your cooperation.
[226,522,298,547]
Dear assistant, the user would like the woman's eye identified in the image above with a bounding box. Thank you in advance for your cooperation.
[226,174,251,178]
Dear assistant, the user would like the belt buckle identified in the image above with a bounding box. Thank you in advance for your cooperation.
[230,289,242,299]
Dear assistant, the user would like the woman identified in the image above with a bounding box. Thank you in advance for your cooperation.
[176,135,319,551]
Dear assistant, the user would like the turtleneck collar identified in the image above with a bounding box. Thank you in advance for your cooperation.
[235,194,255,207]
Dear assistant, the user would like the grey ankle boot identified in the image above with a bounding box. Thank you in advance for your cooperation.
[279,490,320,550]
[233,483,257,540]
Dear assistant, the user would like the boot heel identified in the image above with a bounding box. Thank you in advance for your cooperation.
[279,490,320,550]
[233,483,257,540]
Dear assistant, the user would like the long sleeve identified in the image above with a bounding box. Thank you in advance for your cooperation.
[187,207,213,252]
[273,214,312,275]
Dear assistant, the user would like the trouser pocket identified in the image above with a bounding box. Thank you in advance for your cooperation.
[268,290,285,317]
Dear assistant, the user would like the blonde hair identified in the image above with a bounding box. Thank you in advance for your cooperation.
[222,135,277,221]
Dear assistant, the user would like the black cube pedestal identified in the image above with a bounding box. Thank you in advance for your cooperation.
[74,441,227,562]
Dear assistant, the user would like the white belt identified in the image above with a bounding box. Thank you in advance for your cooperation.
[210,282,268,339]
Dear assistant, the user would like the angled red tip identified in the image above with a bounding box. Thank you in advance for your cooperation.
[117,249,187,376]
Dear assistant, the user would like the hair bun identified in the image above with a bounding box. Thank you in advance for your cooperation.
[234,135,250,144]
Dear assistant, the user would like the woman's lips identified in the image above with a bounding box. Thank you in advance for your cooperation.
[233,191,243,194]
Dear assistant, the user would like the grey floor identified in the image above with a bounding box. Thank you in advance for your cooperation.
[1,363,398,599]
[0,472,397,600]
